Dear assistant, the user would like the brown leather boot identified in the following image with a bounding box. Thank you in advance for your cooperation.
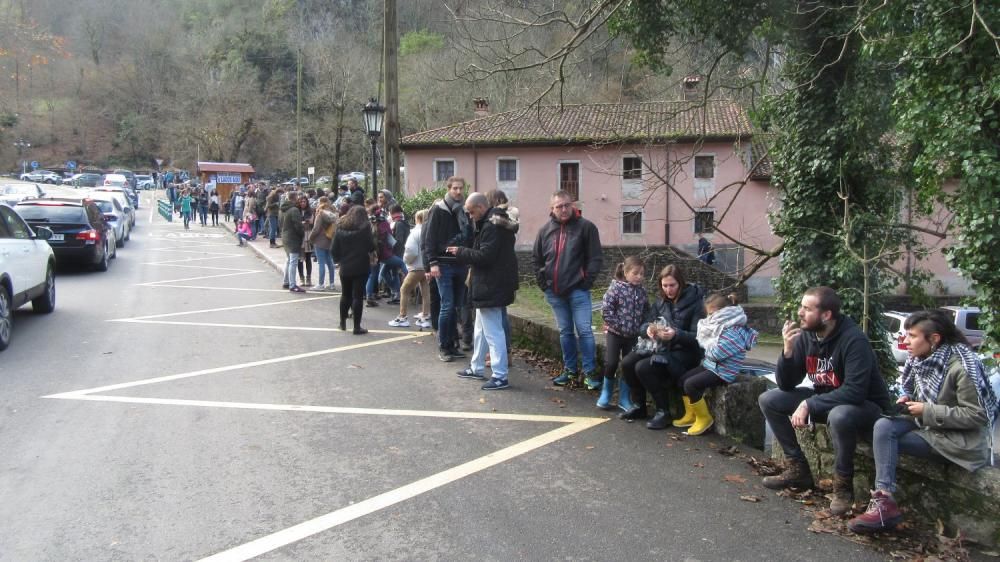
[762,458,814,490]
[829,473,855,516]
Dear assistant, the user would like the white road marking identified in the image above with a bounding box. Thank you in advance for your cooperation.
[144,255,245,264]
[139,284,308,293]
[197,418,606,562]
[114,294,337,321]
[112,319,421,337]
[144,263,256,271]
[137,271,262,286]
[44,335,426,398]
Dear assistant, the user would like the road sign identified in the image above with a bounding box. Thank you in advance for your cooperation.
[307,166,315,176]
[31,161,39,169]
[155,159,164,167]
[66,160,77,170]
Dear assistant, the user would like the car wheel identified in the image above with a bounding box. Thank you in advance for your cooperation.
[96,243,110,271]
[111,239,118,259]
[124,226,131,241]
[116,233,125,248]
[0,285,12,351]
[32,265,55,313]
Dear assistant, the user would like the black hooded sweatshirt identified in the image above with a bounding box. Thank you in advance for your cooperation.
[775,315,891,417]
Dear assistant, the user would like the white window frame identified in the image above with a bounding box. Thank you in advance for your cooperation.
[557,160,582,200]
[621,205,644,235]
[496,157,518,183]
[433,158,457,183]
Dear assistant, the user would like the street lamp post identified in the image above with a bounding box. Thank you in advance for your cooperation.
[13,138,30,176]
[361,98,385,200]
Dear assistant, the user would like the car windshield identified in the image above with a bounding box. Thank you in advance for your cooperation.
[94,201,114,213]
[15,205,86,222]
[1,185,35,195]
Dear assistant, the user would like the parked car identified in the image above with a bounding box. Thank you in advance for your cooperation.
[135,174,155,190]
[940,306,984,349]
[338,171,366,182]
[62,173,103,188]
[14,198,116,271]
[882,311,912,364]
[113,169,138,190]
[0,183,46,206]
[0,203,57,351]
[89,188,135,228]
[19,170,61,184]
[85,191,130,247]
[316,176,332,185]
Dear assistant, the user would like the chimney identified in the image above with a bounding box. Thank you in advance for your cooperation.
[473,97,489,117]
[682,76,701,101]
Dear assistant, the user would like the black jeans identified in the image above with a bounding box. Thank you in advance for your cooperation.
[339,273,367,329]
[622,347,702,411]
[678,366,726,402]
[603,333,637,380]
[758,387,882,477]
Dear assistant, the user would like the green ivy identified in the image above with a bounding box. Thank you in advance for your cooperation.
[398,186,449,224]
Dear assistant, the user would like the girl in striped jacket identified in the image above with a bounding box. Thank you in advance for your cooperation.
[673,293,758,435]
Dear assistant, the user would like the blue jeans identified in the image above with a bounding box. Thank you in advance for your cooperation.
[198,205,208,224]
[366,262,381,297]
[544,289,597,374]
[315,248,335,286]
[267,215,278,242]
[435,263,468,351]
[284,252,300,288]
[872,416,935,493]
[470,307,508,380]
[379,255,407,295]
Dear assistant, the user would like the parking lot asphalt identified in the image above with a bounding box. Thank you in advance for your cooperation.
[0,194,889,561]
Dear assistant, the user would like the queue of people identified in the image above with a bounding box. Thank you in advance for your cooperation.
[221,177,997,535]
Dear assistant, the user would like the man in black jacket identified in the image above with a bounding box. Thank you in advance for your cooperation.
[532,190,603,388]
[423,177,474,362]
[758,286,891,515]
[447,193,518,390]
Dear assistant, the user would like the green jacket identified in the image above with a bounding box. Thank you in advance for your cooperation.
[279,200,304,251]
[915,354,990,472]
[179,195,192,214]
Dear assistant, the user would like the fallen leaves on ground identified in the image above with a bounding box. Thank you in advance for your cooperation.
[549,397,566,408]
[347,364,362,369]
[693,462,705,468]
[718,445,740,456]
[747,456,783,476]
[723,474,747,484]
[740,495,763,503]
[478,397,486,404]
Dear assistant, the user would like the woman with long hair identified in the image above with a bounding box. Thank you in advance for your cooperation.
[849,309,997,533]
[309,197,338,290]
[619,264,705,429]
[331,205,375,334]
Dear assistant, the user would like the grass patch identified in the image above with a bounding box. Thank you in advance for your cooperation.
[514,285,603,327]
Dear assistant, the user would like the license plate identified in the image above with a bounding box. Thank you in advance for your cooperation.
[50,234,64,241]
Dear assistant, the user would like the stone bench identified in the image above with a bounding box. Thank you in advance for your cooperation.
[777,423,1000,546]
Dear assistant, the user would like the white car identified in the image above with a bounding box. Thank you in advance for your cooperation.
[19,170,61,184]
[0,203,56,351]
[338,171,367,183]
[940,306,984,350]
[135,174,155,190]
[0,183,47,206]
[88,188,135,229]
[883,311,911,364]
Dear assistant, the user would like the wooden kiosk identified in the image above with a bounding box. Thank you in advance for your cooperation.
[196,162,255,204]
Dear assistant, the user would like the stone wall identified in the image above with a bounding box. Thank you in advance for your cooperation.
[516,245,748,302]
[771,426,1000,546]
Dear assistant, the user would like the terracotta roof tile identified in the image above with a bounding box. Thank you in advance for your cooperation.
[402,100,753,147]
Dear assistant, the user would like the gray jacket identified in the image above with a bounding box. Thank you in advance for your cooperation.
[915,354,990,472]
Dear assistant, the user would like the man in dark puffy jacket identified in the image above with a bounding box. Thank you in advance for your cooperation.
[758,286,890,515]
[423,177,474,362]
[448,193,518,390]
[532,190,603,388]
[280,192,306,293]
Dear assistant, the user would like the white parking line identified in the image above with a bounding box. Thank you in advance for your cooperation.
[137,271,262,286]
[197,418,605,562]
[139,284,307,293]
[112,319,419,336]
[113,294,337,321]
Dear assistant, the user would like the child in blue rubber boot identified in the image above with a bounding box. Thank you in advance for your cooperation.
[597,256,649,410]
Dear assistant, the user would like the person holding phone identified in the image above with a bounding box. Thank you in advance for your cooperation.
[848,309,997,533]
[757,286,891,516]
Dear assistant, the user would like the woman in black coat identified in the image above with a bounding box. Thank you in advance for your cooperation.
[619,264,705,429]
[332,206,376,334]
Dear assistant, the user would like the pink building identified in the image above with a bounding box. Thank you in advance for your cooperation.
[400,99,967,297]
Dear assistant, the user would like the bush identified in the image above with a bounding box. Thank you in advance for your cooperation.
[399,186,448,223]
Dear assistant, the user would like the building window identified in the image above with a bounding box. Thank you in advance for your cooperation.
[623,156,642,180]
[498,158,517,182]
[622,206,643,234]
[560,162,580,200]
[694,210,715,233]
[694,155,715,179]
[434,160,455,182]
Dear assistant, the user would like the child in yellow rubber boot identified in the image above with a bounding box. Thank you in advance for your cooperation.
[673,293,758,435]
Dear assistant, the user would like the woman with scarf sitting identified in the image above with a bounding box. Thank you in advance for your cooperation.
[849,309,998,533]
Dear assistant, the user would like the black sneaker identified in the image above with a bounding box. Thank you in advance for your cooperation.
[449,349,467,359]
[456,368,485,380]
[438,350,454,362]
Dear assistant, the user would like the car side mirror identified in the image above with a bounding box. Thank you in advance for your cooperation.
[35,226,54,240]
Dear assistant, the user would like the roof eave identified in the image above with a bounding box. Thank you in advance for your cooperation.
[401,133,751,150]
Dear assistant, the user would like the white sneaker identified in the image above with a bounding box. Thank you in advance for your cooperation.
[388,316,410,327]
[417,319,432,329]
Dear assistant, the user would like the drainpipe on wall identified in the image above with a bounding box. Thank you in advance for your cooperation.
[664,142,673,245]
[473,143,478,192]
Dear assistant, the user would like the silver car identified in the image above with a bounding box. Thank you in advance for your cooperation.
[0,183,46,206]
[85,191,130,247]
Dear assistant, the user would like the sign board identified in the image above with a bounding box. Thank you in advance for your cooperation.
[215,173,242,184]
[307,166,315,176]
[155,159,164,167]
[31,161,39,169]
[66,160,77,170]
